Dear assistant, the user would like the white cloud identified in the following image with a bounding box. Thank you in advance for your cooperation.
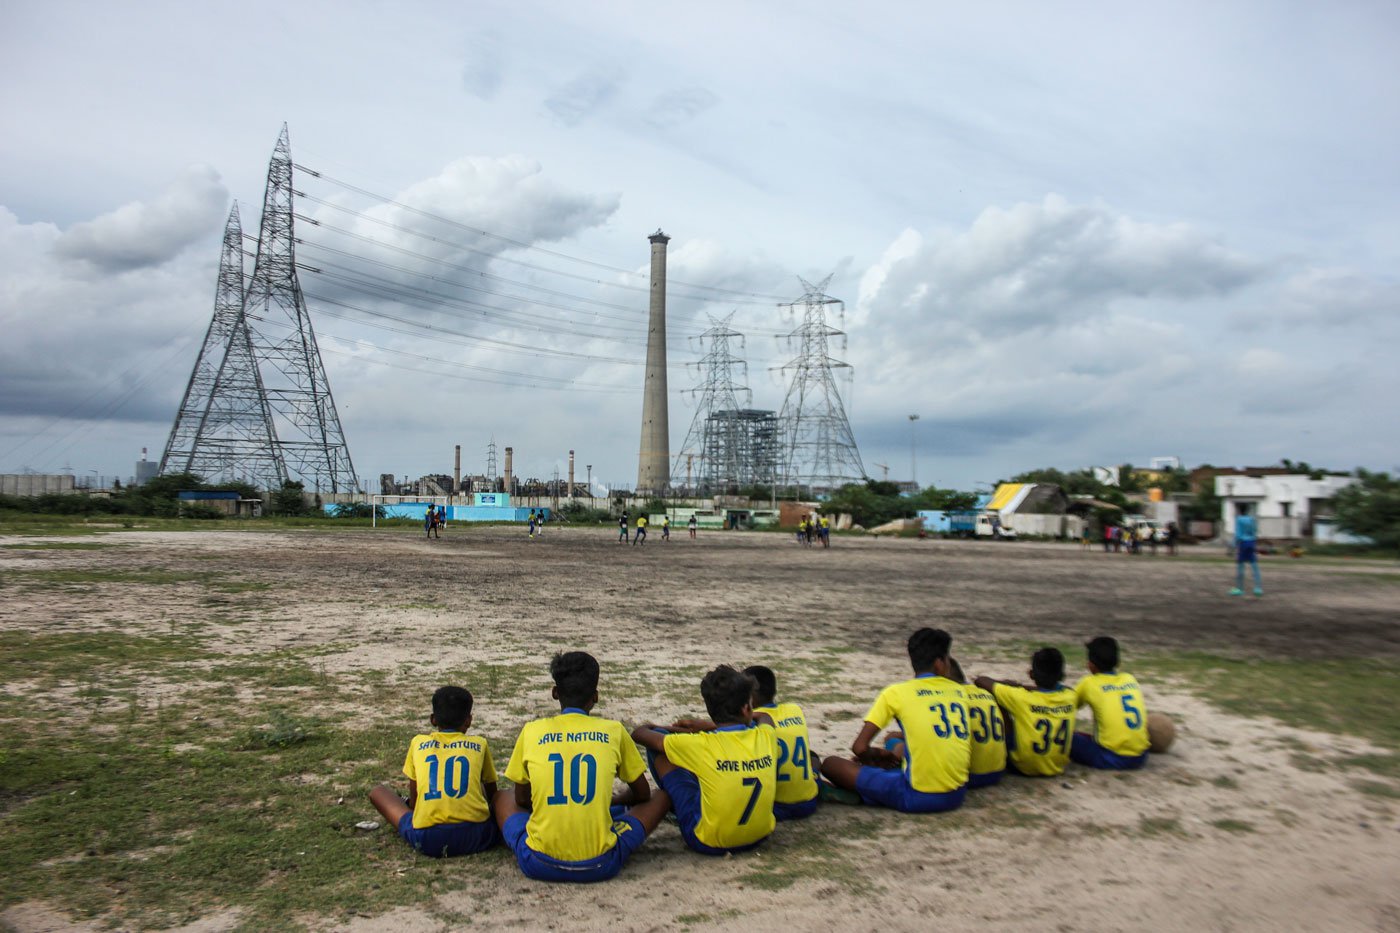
[52,165,228,272]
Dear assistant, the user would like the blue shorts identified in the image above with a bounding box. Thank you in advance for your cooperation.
[396,812,499,858]
[968,769,1004,789]
[773,794,820,821]
[855,767,966,813]
[502,809,647,882]
[1237,540,1257,562]
[660,768,766,855]
[1071,733,1147,770]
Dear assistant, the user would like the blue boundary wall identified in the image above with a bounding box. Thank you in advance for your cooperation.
[324,503,549,522]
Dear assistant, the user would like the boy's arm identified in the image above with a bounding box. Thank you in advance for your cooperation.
[631,724,668,753]
[850,721,900,768]
[614,774,652,806]
[513,781,532,810]
[484,781,498,812]
[668,718,715,733]
[407,780,418,810]
[751,710,775,728]
[974,675,1025,692]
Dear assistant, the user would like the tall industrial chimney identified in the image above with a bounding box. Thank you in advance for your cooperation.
[636,229,671,495]
[568,450,575,498]
[454,445,461,495]
[503,446,513,495]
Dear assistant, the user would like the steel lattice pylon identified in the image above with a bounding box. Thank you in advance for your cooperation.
[158,204,287,488]
[241,126,357,492]
[672,314,779,494]
[774,276,866,493]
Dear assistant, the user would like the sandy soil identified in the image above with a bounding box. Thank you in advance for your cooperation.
[2,526,1399,932]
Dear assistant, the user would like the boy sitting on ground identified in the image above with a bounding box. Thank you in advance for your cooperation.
[819,628,971,813]
[632,666,779,855]
[975,648,1077,777]
[495,652,670,883]
[951,658,1006,788]
[1071,636,1150,770]
[668,666,821,821]
[369,685,501,858]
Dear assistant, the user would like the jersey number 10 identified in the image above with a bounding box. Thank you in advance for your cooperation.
[545,752,598,805]
[421,754,471,800]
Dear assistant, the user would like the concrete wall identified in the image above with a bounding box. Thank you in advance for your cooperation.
[0,474,77,496]
[1214,473,1357,538]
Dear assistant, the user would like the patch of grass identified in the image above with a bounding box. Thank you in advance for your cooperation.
[1211,774,1240,789]
[1350,779,1400,799]
[734,815,880,896]
[1137,815,1185,837]
[210,580,273,594]
[1136,653,1400,777]
[1,631,210,672]
[236,710,317,750]
[1336,753,1400,778]
[7,568,207,586]
[0,541,120,550]
[1210,818,1255,834]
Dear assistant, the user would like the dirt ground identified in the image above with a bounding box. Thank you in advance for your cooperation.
[3,526,1399,932]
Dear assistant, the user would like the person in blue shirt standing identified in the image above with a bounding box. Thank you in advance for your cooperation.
[1231,503,1263,597]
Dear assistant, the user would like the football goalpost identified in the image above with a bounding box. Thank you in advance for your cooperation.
[369,494,450,529]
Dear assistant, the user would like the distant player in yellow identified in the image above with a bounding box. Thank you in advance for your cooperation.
[494,652,670,882]
[661,514,671,541]
[1071,636,1150,769]
[975,648,1076,777]
[369,685,501,857]
[632,666,779,855]
[820,628,970,812]
[632,514,648,546]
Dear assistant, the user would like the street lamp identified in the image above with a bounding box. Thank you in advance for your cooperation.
[908,414,920,488]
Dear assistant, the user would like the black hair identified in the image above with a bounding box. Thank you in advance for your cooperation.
[701,665,753,723]
[743,665,777,706]
[1030,648,1065,690]
[550,651,600,709]
[432,685,473,731]
[1085,636,1120,672]
[947,656,967,684]
[908,628,952,673]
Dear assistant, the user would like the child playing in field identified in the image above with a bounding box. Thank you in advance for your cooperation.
[633,514,648,546]
[1071,636,1150,769]
[618,512,629,543]
[819,628,970,813]
[974,648,1077,777]
[632,666,779,855]
[688,514,697,539]
[369,686,501,858]
[495,652,670,882]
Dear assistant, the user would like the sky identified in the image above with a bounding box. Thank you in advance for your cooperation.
[2,1,1398,493]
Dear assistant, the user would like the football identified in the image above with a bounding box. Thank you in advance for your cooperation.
[1147,712,1177,754]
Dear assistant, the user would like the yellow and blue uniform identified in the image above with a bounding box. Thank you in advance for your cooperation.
[503,709,649,882]
[661,723,778,853]
[992,683,1077,776]
[962,684,1007,787]
[860,674,970,812]
[755,702,819,820]
[1072,672,1150,769]
[398,730,500,857]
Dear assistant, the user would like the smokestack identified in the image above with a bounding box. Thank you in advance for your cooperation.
[503,446,513,495]
[454,445,461,494]
[637,229,671,495]
[568,450,575,498]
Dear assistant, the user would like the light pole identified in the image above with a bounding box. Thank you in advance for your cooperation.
[586,465,592,503]
[908,414,920,489]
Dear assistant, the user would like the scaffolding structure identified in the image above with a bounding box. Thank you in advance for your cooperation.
[774,276,865,493]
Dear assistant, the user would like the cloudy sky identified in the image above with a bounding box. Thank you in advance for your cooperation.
[2,1,1398,493]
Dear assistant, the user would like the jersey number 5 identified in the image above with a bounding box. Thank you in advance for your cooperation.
[1119,695,1143,729]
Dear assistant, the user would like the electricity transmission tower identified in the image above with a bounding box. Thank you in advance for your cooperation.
[159,126,357,492]
[774,276,865,493]
[158,203,286,488]
[673,315,779,494]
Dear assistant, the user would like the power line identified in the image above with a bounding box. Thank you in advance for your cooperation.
[294,164,794,304]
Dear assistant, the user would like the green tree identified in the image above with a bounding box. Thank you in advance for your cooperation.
[270,481,310,517]
[1334,470,1400,553]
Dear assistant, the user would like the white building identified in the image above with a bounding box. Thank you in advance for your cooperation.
[1214,472,1357,540]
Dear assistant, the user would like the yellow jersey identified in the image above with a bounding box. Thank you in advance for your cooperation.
[663,724,777,849]
[962,684,1007,776]
[1074,672,1150,757]
[401,730,497,829]
[992,683,1076,776]
[754,702,818,805]
[863,675,970,794]
[504,710,646,862]
[637,516,648,528]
